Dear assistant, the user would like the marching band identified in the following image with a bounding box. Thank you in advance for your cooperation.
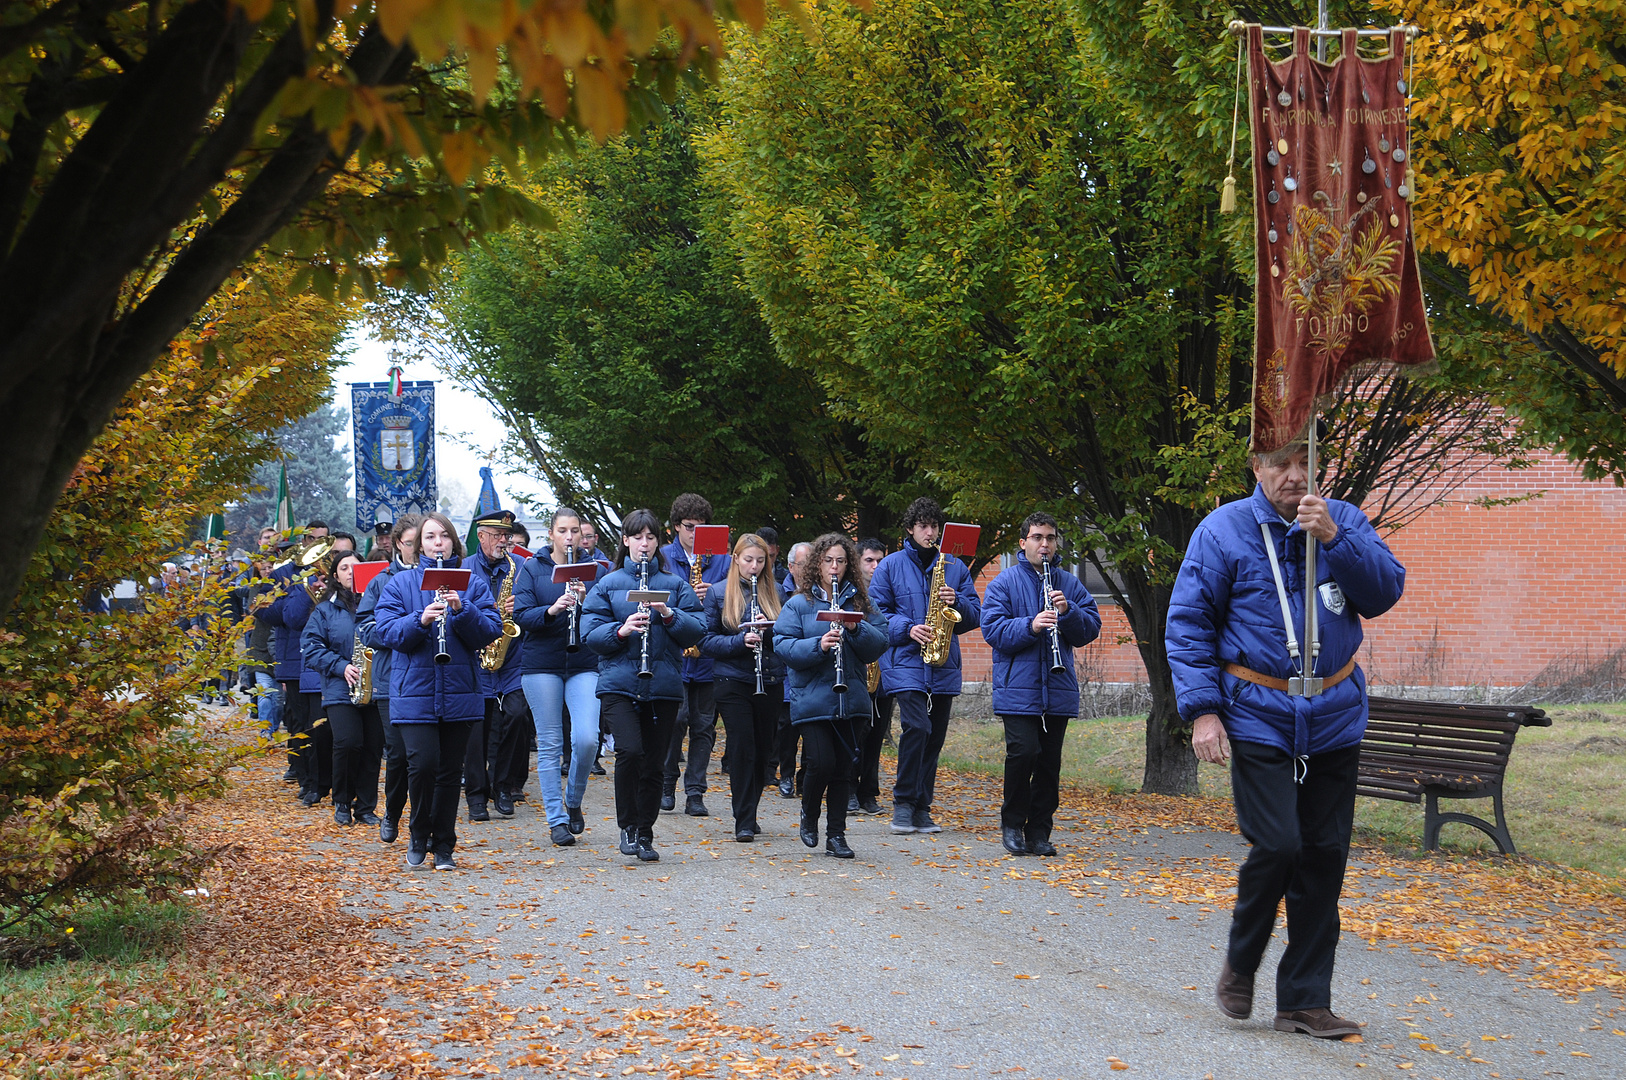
[260,492,1103,870]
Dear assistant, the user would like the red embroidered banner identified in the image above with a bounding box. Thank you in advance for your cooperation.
[1246,25,1435,455]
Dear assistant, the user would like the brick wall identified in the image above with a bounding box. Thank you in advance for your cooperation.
[952,451,1626,691]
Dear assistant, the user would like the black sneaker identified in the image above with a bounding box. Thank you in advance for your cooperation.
[301,789,322,807]
[660,790,676,812]
[468,804,490,822]
[282,767,298,783]
[619,828,639,856]
[1026,832,1058,857]
[685,795,709,817]
[567,805,585,834]
[847,793,860,813]
[433,852,457,871]
[334,805,353,827]
[636,835,660,862]
[510,789,528,802]
[494,795,515,818]
[591,760,606,776]
[825,834,854,859]
[800,812,818,849]
[405,848,428,870]
[890,805,916,834]
[778,779,795,800]
[380,818,399,844]
[551,823,576,846]
[356,811,382,826]
[859,797,883,816]
[913,809,943,834]
[735,827,754,843]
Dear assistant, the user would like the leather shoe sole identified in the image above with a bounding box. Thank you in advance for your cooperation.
[1274,1009,1361,1038]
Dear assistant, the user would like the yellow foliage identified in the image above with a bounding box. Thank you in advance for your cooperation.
[1389,0,1626,372]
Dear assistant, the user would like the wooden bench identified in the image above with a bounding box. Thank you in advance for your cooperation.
[1357,696,1550,856]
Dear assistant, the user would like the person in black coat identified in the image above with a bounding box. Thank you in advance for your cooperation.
[773,534,888,859]
[699,533,786,842]
[302,553,386,827]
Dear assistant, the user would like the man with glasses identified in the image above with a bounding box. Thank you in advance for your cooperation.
[465,510,530,822]
[660,493,732,816]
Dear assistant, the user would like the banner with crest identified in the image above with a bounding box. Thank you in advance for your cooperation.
[352,379,437,530]
[1245,24,1435,454]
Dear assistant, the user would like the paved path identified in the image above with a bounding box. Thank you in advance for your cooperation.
[352,769,1622,1079]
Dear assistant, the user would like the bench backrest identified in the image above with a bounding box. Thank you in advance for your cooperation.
[1360,697,1548,786]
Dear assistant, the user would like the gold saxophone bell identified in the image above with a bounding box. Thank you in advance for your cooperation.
[480,553,522,672]
[920,549,960,667]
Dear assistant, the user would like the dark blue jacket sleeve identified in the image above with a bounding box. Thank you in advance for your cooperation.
[773,600,825,671]
[664,579,706,648]
[581,579,627,657]
[1319,505,1406,619]
[301,604,351,679]
[375,576,430,652]
[1060,577,1101,649]
[1165,525,1232,723]
[980,572,1038,656]
[699,589,750,659]
[867,559,916,647]
[512,558,556,634]
[452,573,503,649]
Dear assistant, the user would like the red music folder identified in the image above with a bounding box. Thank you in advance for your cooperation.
[510,545,534,559]
[420,567,471,591]
[552,563,599,583]
[939,522,980,558]
[816,610,865,625]
[693,524,732,557]
[351,561,389,595]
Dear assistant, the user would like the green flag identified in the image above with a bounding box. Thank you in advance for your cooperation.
[204,512,226,543]
[273,462,294,533]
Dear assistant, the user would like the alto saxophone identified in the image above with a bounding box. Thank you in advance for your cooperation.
[682,552,704,658]
[920,548,962,667]
[480,553,521,672]
[349,629,376,705]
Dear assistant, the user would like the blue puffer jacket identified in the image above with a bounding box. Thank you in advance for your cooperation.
[373,557,502,724]
[1166,484,1406,757]
[775,582,888,724]
[580,560,705,702]
[257,564,314,683]
[699,582,786,686]
[301,598,361,708]
[466,546,525,697]
[356,557,413,699]
[513,549,604,677]
[663,540,733,683]
[982,554,1103,717]
[869,540,983,696]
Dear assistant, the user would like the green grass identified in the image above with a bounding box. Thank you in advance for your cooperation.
[937,704,1626,878]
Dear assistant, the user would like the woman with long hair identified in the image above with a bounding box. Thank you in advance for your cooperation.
[302,552,385,827]
[373,512,502,870]
[774,533,888,859]
[579,509,705,862]
[700,533,785,842]
[514,507,607,846]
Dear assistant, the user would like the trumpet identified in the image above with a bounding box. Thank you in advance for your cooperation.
[749,573,765,697]
[830,573,847,695]
[636,557,653,679]
[432,555,451,665]
[565,543,582,653]
[1040,559,1065,674]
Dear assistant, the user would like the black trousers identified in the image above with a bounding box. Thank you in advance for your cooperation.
[379,699,408,823]
[715,679,782,829]
[602,695,679,836]
[285,688,333,797]
[663,681,716,795]
[892,691,954,811]
[800,718,857,836]
[464,689,530,809]
[1228,739,1361,1012]
[999,714,1068,835]
[327,701,384,814]
[855,692,893,800]
[775,700,801,787]
[399,721,475,855]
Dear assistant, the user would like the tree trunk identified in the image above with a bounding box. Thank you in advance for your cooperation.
[1120,568,1198,795]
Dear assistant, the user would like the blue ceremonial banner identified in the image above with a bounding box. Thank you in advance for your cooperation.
[352,380,437,531]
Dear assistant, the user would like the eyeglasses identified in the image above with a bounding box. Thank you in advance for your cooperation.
[678,521,703,531]
[820,554,848,566]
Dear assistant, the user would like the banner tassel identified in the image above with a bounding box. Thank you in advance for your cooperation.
[1221,35,1245,213]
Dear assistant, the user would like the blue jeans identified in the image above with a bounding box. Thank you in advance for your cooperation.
[522,671,601,825]
[249,670,280,736]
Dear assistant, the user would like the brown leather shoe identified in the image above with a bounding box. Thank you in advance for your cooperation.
[1215,958,1253,1019]
[1274,1008,1361,1038]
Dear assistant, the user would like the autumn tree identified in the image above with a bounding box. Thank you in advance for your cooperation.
[228,399,355,544]
[0,0,807,618]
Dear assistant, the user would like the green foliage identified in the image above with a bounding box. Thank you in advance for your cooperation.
[227,398,355,542]
[398,87,916,539]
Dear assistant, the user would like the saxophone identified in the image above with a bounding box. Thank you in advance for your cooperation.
[919,548,962,667]
[682,552,704,658]
[349,630,376,705]
[480,553,521,672]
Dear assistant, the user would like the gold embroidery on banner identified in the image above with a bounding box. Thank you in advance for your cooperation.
[1283,196,1402,356]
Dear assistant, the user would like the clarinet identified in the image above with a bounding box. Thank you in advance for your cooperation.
[1040,558,1065,674]
[830,573,848,694]
[636,557,653,679]
[565,542,581,653]
[433,554,451,665]
[750,573,765,696]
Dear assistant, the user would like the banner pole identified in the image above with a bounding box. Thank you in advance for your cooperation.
[1304,415,1319,692]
